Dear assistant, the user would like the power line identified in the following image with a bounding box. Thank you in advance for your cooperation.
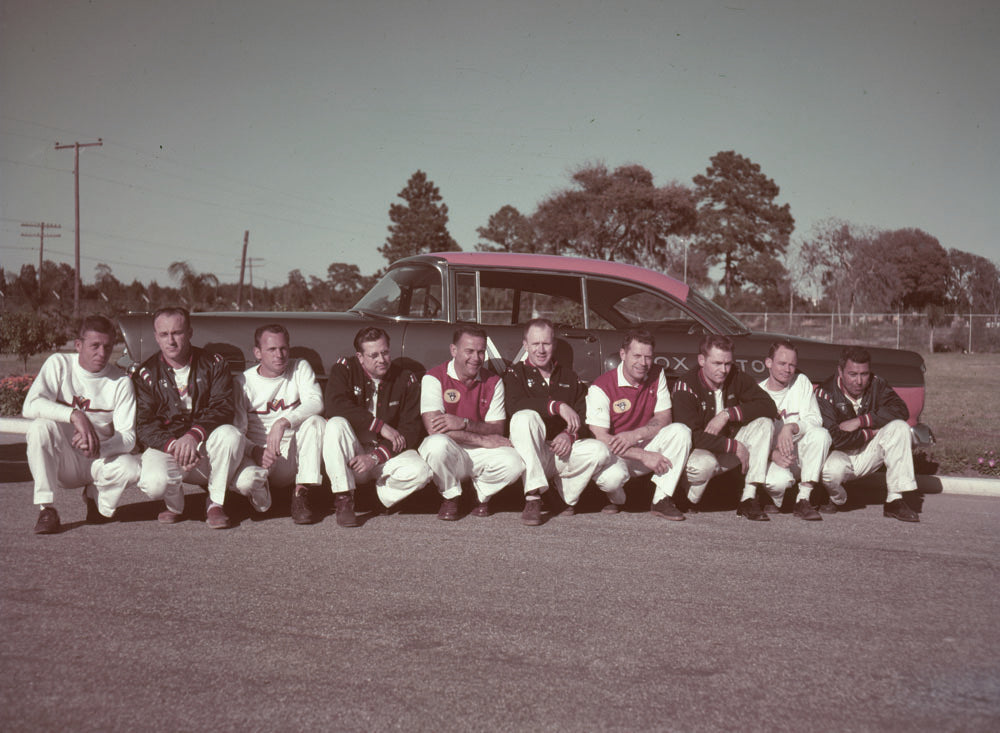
[20,222,61,286]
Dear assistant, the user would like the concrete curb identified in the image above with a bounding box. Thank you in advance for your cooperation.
[3,416,1000,497]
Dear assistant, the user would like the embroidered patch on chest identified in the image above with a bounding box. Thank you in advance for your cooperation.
[613,398,632,414]
[444,388,461,404]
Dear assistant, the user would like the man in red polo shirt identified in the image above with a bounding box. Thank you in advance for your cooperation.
[586,329,692,520]
[418,326,524,520]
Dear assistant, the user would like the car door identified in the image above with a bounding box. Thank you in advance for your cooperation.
[452,268,604,380]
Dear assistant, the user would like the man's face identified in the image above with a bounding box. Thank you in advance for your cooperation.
[450,333,486,381]
[619,340,653,385]
[839,359,871,399]
[153,313,192,365]
[524,325,554,371]
[254,331,290,379]
[75,330,114,374]
[765,345,797,389]
[698,346,734,390]
[357,337,391,380]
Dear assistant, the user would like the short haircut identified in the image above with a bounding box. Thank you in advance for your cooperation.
[152,306,190,330]
[767,339,798,359]
[621,328,655,352]
[523,318,554,338]
[354,326,389,353]
[453,325,487,344]
[254,323,289,348]
[699,333,734,356]
[839,346,871,369]
[78,314,115,340]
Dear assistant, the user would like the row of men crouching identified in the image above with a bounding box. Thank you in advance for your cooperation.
[24,308,920,534]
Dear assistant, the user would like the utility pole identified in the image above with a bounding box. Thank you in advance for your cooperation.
[20,222,61,288]
[236,230,249,311]
[54,138,102,317]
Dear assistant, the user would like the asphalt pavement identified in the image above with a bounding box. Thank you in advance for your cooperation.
[2,434,999,732]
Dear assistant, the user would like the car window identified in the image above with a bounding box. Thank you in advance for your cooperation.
[353,264,443,319]
[455,269,586,327]
[586,278,699,331]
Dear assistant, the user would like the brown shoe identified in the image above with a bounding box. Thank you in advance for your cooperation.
[157,508,183,524]
[522,498,542,526]
[333,491,359,528]
[737,497,769,521]
[559,505,577,517]
[471,500,490,518]
[793,499,822,521]
[33,507,61,535]
[291,485,319,525]
[650,495,685,521]
[206,503,231,529]
[437,497,459,521]
[601,502,622,514]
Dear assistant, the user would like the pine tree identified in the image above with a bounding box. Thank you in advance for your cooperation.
[380,171,460,265]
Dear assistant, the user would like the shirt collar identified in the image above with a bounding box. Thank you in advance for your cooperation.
[447,359,483,383]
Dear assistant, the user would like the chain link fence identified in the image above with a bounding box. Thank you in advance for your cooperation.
[733,312,1000,353]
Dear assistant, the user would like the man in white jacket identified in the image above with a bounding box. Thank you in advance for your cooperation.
[23,315,139,534]
[232,324,325,522]
[759,340,831,520]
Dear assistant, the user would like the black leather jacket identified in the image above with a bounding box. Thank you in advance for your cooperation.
[134,347,235,451]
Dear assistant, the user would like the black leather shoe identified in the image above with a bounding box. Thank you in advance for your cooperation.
[333,491,359,527]
[817,501,843,515]
[793,499,822,521]
[737,498,770,521]
[33,507,61,535]
[470,500,490,518]
[650,495,685,521]
[884,498,919,523]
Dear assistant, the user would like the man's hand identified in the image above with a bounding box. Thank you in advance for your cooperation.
[266,418,290,458]
[549,432,572,460]
[557,403,581,435]
[704,411,730,436]
[838,417,862,432]
[639,450,672,475]
[608,430,641,456]
[349,452,378,476]
[735,441,750,473]
[169,433,201,471]
[380,423,407,453]
[426,412,464,435]
[770,448,794,469]
[479,434,513,449]
[777,423,797,458]
[69,410,101,459]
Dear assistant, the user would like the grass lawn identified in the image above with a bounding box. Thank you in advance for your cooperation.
[920,352,1000,477]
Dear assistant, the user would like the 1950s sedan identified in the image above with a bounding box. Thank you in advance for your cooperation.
[118,252,931,439]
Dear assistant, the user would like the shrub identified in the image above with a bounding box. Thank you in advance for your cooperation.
[0,312,67,370]
[0,375,35,416]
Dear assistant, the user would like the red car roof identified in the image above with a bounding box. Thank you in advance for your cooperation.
[423,251,691,302]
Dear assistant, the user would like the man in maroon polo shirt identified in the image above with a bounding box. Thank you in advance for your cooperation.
[418,326,524,520]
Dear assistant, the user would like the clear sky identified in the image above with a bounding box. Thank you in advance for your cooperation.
[2,0,997,290]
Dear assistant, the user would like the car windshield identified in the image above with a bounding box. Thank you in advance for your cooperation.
[352,264,444,319]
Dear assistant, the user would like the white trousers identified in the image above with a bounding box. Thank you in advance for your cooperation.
[592,422,692,505]
[26,418,140,517]
[686,417,774,504]
[323,416,433,508]
[763,421,832,506]
[233,415,325,511]
[821,419,917,505]
[509,410,615,506]
[137,424,244,513]
[418,433,524,503]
